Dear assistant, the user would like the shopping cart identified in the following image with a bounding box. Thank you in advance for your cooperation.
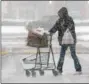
[22,33,58,77]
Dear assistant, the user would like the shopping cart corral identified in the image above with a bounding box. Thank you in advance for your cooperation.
[21,31,58,77]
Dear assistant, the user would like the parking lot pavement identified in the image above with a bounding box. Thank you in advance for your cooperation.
[1,53,89,83]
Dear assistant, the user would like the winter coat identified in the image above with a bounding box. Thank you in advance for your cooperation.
[49,16,77,45]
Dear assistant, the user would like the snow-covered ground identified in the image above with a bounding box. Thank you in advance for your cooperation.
[1,26,89,34]
[1,25,89,41]
[1,26,27,34]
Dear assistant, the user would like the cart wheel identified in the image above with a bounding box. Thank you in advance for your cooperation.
[31,70,36,77]
[25,70,30,77]
[52,69,58,76]
[39,70,44,76]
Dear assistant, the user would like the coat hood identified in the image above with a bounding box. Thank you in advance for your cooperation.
[58,7,68,18]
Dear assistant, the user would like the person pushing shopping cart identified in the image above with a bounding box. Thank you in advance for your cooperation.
[49,7,82,75]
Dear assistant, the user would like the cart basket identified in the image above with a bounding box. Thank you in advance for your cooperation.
[27,32,48,48]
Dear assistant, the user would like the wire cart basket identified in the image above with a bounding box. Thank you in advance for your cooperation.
[22,32,58,77]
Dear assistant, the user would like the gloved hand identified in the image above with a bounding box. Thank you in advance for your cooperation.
[44,31,50,35]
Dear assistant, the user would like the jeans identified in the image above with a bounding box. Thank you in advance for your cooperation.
[57,44,82,72]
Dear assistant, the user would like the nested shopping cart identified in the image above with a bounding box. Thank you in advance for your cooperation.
[22,32,58,77]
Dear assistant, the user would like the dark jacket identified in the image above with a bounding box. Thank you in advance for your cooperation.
[49,16,77,45]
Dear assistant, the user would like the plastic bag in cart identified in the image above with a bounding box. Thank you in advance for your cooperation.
[27,28,48,47]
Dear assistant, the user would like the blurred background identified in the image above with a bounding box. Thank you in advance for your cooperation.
[1,1,89,83]
[1,1,89,20]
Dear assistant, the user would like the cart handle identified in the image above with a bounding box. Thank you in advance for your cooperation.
[49,33,53,46]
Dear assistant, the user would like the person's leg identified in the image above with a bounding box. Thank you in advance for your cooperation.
[69,44,82,72]
[57,45,68,73]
